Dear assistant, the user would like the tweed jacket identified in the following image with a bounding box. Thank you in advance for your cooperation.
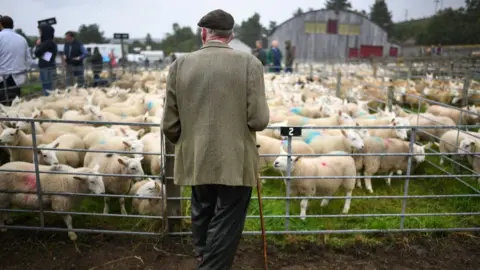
[162,40,270,187]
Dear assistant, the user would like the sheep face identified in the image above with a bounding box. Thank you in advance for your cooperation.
[0,128,20,145]
[458,138,475,154]
[136,179,163,198]
[338,111,354,125]
[75,164,105,194]
[412,143,431,164]
[273,145,300,172]
[341,129,364,151]
[390,123,408,141]
[123,139,144,159]
[38,142,60,165]
[118,157,145,178]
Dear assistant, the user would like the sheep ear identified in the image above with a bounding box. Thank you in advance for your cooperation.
[154,181,162,193]
[137,129,145,138]
[122,141,131,147]
[341,130,347,137]
[117,158,127,167]
[37,150,42,155]
[14,128,19,134]
[73,176,86,181]
[256,144,261,148]
[120,127,127,135]
[293,156,301,162]
[53,142,60,148]
[39,111,43,117]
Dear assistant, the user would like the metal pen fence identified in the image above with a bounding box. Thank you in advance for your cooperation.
[0,58,479,240]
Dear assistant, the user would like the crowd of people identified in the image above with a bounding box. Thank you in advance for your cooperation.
[252,38,296,73]
[0,15,112,102]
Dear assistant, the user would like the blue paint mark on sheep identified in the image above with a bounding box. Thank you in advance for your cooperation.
[290,107,302,115]
[147,101,153,111]
[99,139,106,145]
[301,117,309,125]
[304,131,322,144]
[121,113,127,119]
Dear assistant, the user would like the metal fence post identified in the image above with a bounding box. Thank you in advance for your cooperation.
[336,72,342,98]
[461,72,471,107]
[448,61,454,78]
[309,64,313,79]
[387,86,394,112]
[164,138,182,233]
[2,75,8,105]
[285,135,292,230]
[30,121,45,228]
[407,61,412,81]
[400,127,417,229]
[295,63,299,73]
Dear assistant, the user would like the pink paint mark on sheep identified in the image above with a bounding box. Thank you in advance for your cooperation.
[321,162,327,167]
[24,174,37,190]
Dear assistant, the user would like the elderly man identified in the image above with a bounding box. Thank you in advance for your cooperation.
[253,40,267,66]
[0,16,32,106]
[162,9,269,270]
[267,40,282,73]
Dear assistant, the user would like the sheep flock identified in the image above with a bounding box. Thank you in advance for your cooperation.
[0,62,479,240]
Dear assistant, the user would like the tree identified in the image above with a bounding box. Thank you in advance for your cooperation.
[76,24,106,43]
[158,23,199,54]
[325,0,352,11]
[15,29,33,47]
[236,13,264,48]
[145,33,154,46]
[293,8,304,17]
[370,0,393,36]
[268,21,277,34]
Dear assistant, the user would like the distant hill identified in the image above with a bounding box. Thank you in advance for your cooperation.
[390,17,431,45]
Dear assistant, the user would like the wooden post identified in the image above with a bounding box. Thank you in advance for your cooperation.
[336,71,342,98]
[407,61,412,80]
[387,86,394,112]
[164,139,182,233]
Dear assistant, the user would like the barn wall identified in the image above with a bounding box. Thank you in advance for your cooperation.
[268,10,399,61]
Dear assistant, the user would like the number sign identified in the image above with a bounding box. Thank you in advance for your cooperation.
[280,127,302,137]
[38,17,57,26]
[113,33,130,40]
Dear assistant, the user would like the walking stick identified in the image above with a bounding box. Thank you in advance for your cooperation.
[256,173,268,270]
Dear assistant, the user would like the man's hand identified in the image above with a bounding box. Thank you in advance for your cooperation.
[36,39,41,45]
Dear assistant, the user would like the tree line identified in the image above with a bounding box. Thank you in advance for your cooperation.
[13,0,480,54]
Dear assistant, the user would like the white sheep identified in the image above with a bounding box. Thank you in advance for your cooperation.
[129,178,167,215]
[37,133,86,167]
[140,132,163,175]
[437,130,480,165]
[457,138,480,185]
[273,146,356,220]
[0,162,104,241]
[84,153,144,215]
[426,105,479,125]
[307,129,365,154]
[0,128,60,163]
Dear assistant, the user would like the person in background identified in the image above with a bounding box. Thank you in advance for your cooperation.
[162,9,269,270]
[90,47,103,87]
[437,44,442,56]
[284,40,295,73]
[34,24,57,96]
[108,49,116,68]
[252,40,266,66]
[0,16,32,105]
[0,15,3,32]
[267,40,282,73]
[63,31,87,87]
[144,57,150,69]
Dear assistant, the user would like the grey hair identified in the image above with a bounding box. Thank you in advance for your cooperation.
[206,28,233,38]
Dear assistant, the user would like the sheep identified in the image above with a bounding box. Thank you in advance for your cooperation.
[426,105,479,125]
[129,178,167,216]
[457,138,480,185]
[408,113,456,142]
[37,133,86,167]
[256,134,314,169]
[0,162,104,240]
[101,98,147,117]
[140,132,163,175]
[83,137,144,166]
[370,121,409,141]
[84,153,144,215]
[82,128,118,149]
[307,129,365,155]
[0,128,62,163]
[273,146,356,220]
[358,137,430,193]
[436,130,480,165]
[286,111,354,127]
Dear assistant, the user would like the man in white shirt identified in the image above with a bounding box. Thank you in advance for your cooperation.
[0,16,33,106]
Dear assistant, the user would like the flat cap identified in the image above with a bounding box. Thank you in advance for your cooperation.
[197,9,234,30]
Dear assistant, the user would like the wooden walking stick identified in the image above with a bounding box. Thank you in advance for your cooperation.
[256,173,268,270]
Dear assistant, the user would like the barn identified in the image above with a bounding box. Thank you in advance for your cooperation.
[268,9,401,61]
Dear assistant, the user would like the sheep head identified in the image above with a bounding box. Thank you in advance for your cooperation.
[117,156,145,180]
[0,127,20,145]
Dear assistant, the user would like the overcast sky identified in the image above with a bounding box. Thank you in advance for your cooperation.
[2,0,465,38]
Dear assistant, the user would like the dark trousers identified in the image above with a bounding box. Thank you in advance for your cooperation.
[0,75,21,106]
[285,66,293,73]
[191,184,252,270]
[65,64,85,87]
[39,67,57,96]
